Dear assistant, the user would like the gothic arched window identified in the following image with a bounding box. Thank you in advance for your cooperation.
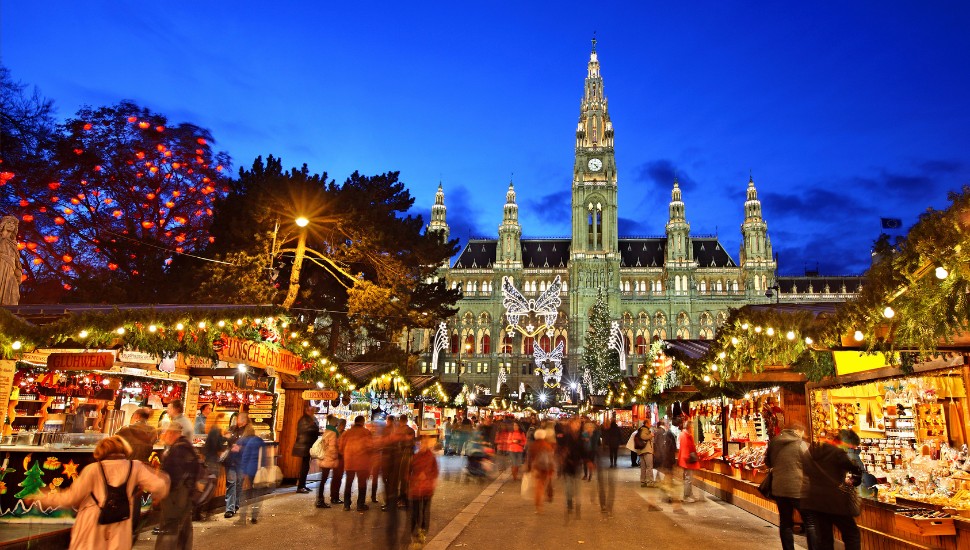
[540,335,551,353]
[501,333,512,354]
[450,334,459,354]
[481,334,491,354]
[636,335,647,355]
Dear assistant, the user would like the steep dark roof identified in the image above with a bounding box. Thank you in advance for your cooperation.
[453,240,497,269]
[616,237,737,268]
[692,238,737,268]
[521,239,570,269]
[618,238,665,268]
[776,276,864,294]
[452,239,570,269]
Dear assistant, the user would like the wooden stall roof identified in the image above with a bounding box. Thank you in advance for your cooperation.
[665,339,713,359]
[340,362,398,385]
[408,375,438,393]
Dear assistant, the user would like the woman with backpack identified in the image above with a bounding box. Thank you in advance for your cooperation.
[28,435,169,550]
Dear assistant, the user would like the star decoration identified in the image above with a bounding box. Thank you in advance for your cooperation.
[61,460,79,480]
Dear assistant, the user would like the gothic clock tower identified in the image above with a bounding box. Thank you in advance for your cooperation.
[569,37,620,355]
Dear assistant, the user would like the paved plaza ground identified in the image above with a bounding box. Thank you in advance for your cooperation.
[121,456,803,550]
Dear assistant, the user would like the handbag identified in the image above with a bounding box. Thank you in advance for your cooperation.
[687,451,699,464]
[813,455,862,517]
[757,469,774,499]
[217,449,231,465]
[309,437,325,460]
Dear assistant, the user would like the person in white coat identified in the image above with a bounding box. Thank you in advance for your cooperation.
[315,414,344,508]
[30,435,169,550]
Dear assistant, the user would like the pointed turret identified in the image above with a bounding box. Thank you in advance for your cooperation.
[427,182,449,240]
[665,176,692,265]
[739,174,776,294]
[497,177,522,266]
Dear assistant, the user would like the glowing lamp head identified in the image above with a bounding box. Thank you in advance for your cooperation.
[116,327,126,335]
[854,330,864,342]
[711,365,718,371]
[936,266,948,280]
[883,306,895,319]
[317,381,324,388]
[148,325,157,333]
[176,323,184,330]
[703,375,711,382]
[766,327,774,336]
[11,341,22,350]
[731,337,738,345]
[295,217,309,227]
[237,365,246,373]
[79,330,89,338]
[719,352,726,359]
[302,341,309,347]
[805,336,814,345]
[741,323,749,330]
[198,322,206,329]
[218,320,226,327]
[237,319,244,325]
[786,331,795,340]
[754,326,762,333]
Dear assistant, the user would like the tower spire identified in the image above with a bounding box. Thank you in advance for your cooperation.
[497,174,521,266]
[428,181,449,244]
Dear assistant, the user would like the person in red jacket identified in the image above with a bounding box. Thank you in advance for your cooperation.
[408,435,439,546]
[507,422,527,481]
[677,418,701,503]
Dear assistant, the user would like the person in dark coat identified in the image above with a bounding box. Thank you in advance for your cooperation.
[292,403,320,493]
[765,421,816,550]
[802,430,864,550]
[601,417,623,468]
[156,426,198,550]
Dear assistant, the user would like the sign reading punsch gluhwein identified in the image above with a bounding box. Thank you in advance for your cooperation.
[216,338,306,376]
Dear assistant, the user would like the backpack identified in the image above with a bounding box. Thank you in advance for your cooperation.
[92,461,132,525]
[653,431,669,463]
[190,449,217,507]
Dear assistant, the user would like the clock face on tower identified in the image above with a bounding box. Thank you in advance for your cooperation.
[587,158,603,172]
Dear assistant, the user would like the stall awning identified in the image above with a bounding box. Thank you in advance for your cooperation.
[664,339,714,360]
[2,303,276,326]
[340,362,398,385]
[408,375,438,393]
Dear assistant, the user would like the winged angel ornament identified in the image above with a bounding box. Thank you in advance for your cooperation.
[533,340,565,387]
[502,275,562,337]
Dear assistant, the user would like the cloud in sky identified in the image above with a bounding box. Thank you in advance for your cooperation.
[526,190,571,224]
[635,159,699,193]
[411,185,482,256]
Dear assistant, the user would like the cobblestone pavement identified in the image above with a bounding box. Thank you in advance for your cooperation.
[130,458,798,550]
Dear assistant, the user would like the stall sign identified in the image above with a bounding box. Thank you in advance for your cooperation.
[47,352,115,371]
[0,360,16,426]
[210,376,274,393]
[18,351,50,365]
[302,390,339,400]
[118,350,159,364]
[111,366,190,381]
[184,378,201,421]
[36,384,114,399]
[834,351,895,376]
[275,392,285,432]
[216,338,305,376]
[176,354,213,370]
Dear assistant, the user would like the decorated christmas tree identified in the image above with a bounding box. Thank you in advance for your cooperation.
[582,289,621,395]
[15,461,45,499]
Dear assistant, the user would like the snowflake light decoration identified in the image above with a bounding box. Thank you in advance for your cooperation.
[496,365,507,394]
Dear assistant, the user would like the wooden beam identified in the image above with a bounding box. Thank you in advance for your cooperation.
[731,372,808,383]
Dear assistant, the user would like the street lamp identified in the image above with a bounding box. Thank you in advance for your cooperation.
[457,341,472,391]
[764,283,780,304]
[282,217,310,309]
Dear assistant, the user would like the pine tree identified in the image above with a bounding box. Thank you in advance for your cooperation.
[14,461,45,499]
[582,289,621,395]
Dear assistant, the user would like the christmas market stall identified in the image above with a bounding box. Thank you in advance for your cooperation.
[0,304,352,523]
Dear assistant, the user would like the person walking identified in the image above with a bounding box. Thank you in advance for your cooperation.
[166,400,194,441]
[766,421,816,550]
[116,408,158,540]
[802,430,865,550]
[561,417,586,518]
[29,436,169,550]
[396,416,416,508]
[625,427,640,468]
[441,417,453,455]
[315,415,344,508]
[339,415,374,511]
[156,426,199,549]
[223,413,250,518]
[293,403,321,494]
[677,418,701,503]
[635,421,655,487]
[507,422,527,481]
[656,419,685,514]
[527,428,556,514]
[235,425,265,525]
[601,417,622,468]
[195,412,227,522]
[408,435,439,547]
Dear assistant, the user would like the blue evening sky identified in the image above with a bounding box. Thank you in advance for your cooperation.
[3,1,969,275]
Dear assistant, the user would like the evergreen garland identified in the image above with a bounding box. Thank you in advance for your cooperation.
[582,289,621,395]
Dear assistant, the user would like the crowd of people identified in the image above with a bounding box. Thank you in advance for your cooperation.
[19,400,863,550]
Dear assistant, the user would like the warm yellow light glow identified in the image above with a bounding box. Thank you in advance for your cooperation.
[854,330,864,341]
[218,320,226,327]
[79,330,89,338]
[295,217,309,227]
[198,322,206,329]
[11,341,22,350]
[176,323,184,330]
[936,266,948,279]
[703,375,711,382]
[731,337,738,345]
[786,331,795,340]
[237,319,244,325]
[302,341,309,347]
[719,352,726,359]
[883,306,895,319]
[741,323,749,330]
[766,327,775,336]
[755,326,762,333]
[805,336,813,345]
[116,327,126,335]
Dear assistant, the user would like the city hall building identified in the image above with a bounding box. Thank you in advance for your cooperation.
[413,43,863,394]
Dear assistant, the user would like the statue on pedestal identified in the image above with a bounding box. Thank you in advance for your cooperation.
[0,216,22,305]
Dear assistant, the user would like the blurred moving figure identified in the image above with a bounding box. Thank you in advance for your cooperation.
[527,428,556,514]
[803,429,865,550]
[235,424,265,525]
[31,435,169,550]
[316,415,344,508]
[156,426,199,549]
[407,435,439,549]
[765,421,816,550]
[340,415,374,511]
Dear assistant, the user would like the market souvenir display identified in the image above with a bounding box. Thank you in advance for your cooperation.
[696,439,723,460]
[726,444,766,469]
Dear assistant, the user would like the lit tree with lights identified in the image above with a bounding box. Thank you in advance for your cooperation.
[6,100,231,301]
[582,288,621,395]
